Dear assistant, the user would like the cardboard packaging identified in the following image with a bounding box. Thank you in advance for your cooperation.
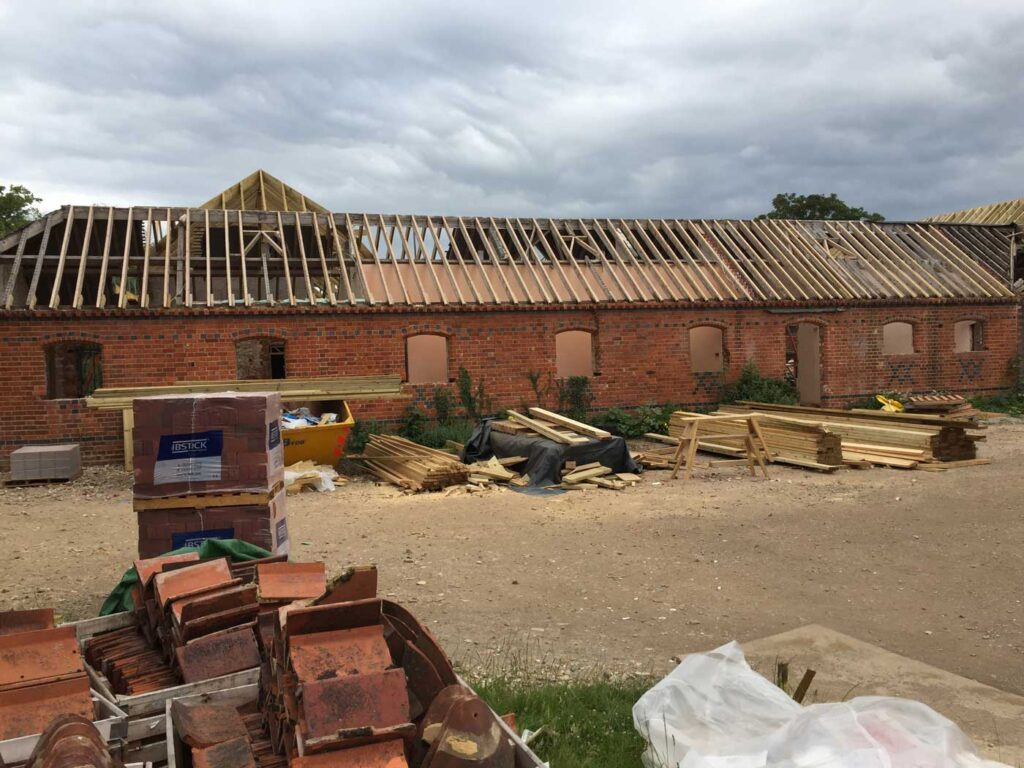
[135,488,289,559]
[132,393,284,499]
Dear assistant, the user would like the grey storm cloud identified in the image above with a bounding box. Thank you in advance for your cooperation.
[1,0,1022,220]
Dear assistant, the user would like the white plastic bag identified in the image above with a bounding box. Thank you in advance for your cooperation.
[633,642,1009,768]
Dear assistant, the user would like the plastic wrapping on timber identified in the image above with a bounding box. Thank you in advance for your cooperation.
[633,640,1011,768]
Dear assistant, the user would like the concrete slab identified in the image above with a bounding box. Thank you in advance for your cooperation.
[742,624,1024,766]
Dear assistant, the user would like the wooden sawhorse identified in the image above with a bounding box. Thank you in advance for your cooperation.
[670,413,771,481]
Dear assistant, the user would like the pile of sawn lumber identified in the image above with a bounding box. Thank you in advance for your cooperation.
[719,402,985,469]
[491,407,612,444]
[356,434,470,491]
[667,410,843,471]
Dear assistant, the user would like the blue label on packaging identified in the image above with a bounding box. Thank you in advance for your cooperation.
[268,421,281,450]
[154,430,224,484]
[275,518,289,547]
[171,527,235,550]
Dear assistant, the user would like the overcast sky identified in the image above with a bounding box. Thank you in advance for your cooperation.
[1,1,1022,220]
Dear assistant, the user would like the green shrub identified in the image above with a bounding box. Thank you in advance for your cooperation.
[591,403,678,438]
[432,387,456,425]
[557,376,594,422]
[416,419,476,449]
[970,357,1024,416]
[722,362,798,405]
[346,419,383,453]
[457,367,493,421]
[526,370,553,408]
[397,404,427,442]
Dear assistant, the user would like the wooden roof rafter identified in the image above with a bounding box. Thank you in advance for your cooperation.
[0,208,1014,310]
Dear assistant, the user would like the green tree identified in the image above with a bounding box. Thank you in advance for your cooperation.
[0,184,42,238]
[757,193,884,222]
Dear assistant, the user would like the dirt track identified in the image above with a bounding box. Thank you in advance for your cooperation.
[1,421,1022,694]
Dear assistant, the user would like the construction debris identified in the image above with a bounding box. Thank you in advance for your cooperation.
[161,566,533,767]
[354,435,470,492]
[902,394,980,420]
[284,461,346,494]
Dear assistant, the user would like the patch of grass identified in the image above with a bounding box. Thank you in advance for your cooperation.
[470,675,651,768]
[970,392,1024,417]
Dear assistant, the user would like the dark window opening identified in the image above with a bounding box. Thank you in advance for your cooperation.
[954,321,984,353]
[45,343,103,399]
[237,338,286,380]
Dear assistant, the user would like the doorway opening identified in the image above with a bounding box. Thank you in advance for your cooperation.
[785,323,822,405]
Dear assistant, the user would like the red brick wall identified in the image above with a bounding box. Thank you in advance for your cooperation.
[1,301,1017,467]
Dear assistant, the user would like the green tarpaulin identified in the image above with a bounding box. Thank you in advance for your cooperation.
[99,539,272,615]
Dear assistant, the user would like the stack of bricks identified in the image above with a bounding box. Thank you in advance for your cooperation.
[132,393,288,559]
[9,444,82,482]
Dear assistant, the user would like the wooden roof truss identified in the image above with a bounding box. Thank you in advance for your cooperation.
[0,209,1014,310]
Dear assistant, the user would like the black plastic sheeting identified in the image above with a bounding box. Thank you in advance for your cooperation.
[461,418,641,488]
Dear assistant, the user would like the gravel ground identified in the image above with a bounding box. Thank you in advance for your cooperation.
[1,421,1021,693]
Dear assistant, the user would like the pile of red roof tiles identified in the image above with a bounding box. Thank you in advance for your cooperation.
[84,553,282,694]
[0,609,94,742]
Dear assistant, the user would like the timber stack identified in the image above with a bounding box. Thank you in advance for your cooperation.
[356,434,470,491]
[493,407,613,444]
[720,402,984,468]
[668,410,844,471]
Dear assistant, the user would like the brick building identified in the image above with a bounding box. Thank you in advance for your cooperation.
[0,171,1020,467]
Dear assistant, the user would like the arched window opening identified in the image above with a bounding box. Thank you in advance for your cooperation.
[882,322,914,355]
[555,330,594,378]
[406,334,449,384]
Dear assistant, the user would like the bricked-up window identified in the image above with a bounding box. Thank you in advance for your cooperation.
[236,338,286,380]
[689,326,724,373]
[555,330,594,378]
[406,334,449,384]
[882,322,915,355]
[954,320,984,352]
[45,343,103,399]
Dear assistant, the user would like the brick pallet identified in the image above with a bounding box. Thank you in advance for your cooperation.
[132,392,288,558]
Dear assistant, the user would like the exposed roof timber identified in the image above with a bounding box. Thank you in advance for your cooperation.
[926,197,1024,229]
[0,207,1013,310]
[200,169,329,214]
